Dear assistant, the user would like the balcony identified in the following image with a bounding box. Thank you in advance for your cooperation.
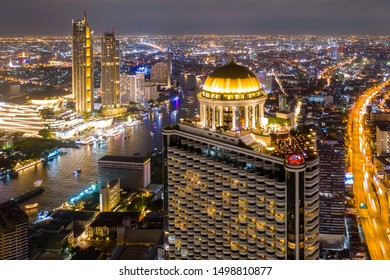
[305,242,320,256]
[275,198,285,207]
[230,152,238,160]
[262,159,272,168]
[305,201,319,212]
[305,168,319,179]
[256,208,266,217]
[276,248,286,259]
[305,224,319,236]
[256,192,265,200]
[305,184,319,196]
[305,208,320,219]
[256,173,265,182]
[265,195,275,203]
[306,250,319,260]
[306,233,320,246]
[257,243,266,251]
[266,211,275,220]
[305,217,319,230]
[255,159,263,167]
[275,188,285,197]
[275,222,285,232]
[305,177,320,188]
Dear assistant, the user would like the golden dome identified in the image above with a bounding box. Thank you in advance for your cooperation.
[202,62,262,99]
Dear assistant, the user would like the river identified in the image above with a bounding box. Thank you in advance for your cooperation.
[0,82,200,211]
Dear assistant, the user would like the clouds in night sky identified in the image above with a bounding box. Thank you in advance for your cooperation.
[1,0,390,35]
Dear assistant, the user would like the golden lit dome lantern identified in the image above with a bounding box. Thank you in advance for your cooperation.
[202,61,262,98]
[198,61,267,130]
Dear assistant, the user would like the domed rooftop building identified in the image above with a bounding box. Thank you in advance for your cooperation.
[198,61,267,130]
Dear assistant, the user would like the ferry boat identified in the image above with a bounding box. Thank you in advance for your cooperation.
[24,203,39,210]
[34,179,43,187]
[41,149,61,161]
[79,136,96,145]
[73,169,81,176]
[12,187,44,203]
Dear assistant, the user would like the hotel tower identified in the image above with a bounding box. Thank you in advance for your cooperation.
[0,201,29,260]
[72,11,94,114]
[162,62,320,260]
[101,31,120,107]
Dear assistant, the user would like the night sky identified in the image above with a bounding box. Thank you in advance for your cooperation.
[1,0,390,35]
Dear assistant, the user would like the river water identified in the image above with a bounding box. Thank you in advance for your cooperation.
[0,82,200,211]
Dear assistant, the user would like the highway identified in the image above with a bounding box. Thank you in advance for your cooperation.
[347,79,390,259]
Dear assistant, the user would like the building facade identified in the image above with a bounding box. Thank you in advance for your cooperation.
[150,61,169,85]
[317,139,346,249]
[0,201,29,260]
[162,62,320,260]
[101,32,120,107]
[120,73,145,104]
[99,179,121,212]
[376,124,390,156]
[98,155,151,188]
[72,11,94,115]
[0,103,43,135]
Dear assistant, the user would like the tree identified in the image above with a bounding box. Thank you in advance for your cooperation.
[38,129,52,139]
[128,197,149,212]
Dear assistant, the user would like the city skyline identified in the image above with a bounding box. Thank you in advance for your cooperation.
[1,3,390,260]
[1,1,390,36]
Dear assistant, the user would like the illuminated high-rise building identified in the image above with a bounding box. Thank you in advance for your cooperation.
[99,179,121,212]
[101,31,120,107]
[167,49,172,88]
[72,11,94,115]
[151,61,170,86]
[317,139,345,250]
[376,124,390,156]
[163,62,320,260]
[0,201,29,260]
[120,73,145,104]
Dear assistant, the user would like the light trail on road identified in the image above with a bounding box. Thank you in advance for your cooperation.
[347,78,390,259]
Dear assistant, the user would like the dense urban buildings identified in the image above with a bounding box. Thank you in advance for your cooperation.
[0,201,29,260]
[376,124,390,156]
[163,62,320,260]
[3,32,390,260]
[101,32,120,107]
[72,12,94,114]
[120,73,145,104]
[150,61,170,86]
[317,139,346,250]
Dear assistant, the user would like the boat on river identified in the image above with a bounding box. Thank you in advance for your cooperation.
[34,179,43,187]
[24,203,39,210]
[12,187,44,203]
